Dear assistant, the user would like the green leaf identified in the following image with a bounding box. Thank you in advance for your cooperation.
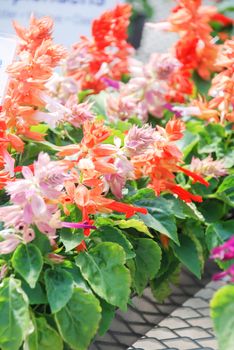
[217,175,234,193]
[25,316,63,350]
[60,227,84,252]
[55,288,101,350]
[216,175,234,207]
[176,130,199,158]
[31,124,49,134]
[206,220,234,251]
[75,242,131,310]
[61,262,91,292]
[115,219,153,237]
[135,198,179,244]
[133,238,162,295]
[12,244,43,288]
[172,235,201,278]
[193,71,211,95]
[92,226,135,259]
[21,281,47,305]
[33,228,51,255]
[199,199,226,223]
[211,285,234,350]
[151,263,180,302]
[168,196,204,221]
[127,188,155,203]
[44,268,73,313]
[0,277,30,350]
[98,300,115,336]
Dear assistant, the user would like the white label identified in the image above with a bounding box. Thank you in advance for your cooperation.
[0,34,18,105]
[0,0,124,48]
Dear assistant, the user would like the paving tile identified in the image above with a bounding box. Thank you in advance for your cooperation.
[146,327,176,340]
[187,317,213,329]
[197,338,218,349]
[132,338,165,349]
[171,307,201,319]
[175,326,212,339]
[163,337,199,350]
[183,297,208,309]
[129,280,220,350]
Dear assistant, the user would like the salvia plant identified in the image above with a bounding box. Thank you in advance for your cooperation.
[0,1,233,350]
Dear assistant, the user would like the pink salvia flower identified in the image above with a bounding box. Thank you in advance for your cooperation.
[65,96,95,127]
[1,153,68,238]
[190,155,227,178]
[125,124,156,157]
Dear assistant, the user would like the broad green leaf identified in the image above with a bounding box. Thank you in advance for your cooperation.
[183,221,205,273]
[135,198,179,244]
[33,228,51,255]
[92,226,135,259]
[25,316,63,350]
[44,268,73,313]
[151,264,180,302]
[133,238,162,295]
[55,288,101,350]
[172,235,201,278]
[31,124,49,134]
[12,244,43,288]
[206,220,234,251]
[199,199,226,223]
[62,262,91,292]
[192,71,211,95]
[21,281,47,305]
[176,130,199,158]
[0,277,30,350]
[95,216,152,237]
[217,175,234,193]
[60,227,84,252]
[216,175,234,205]
[75,242,131,310]
[211,285,234,350]
[116,219,153,237]
[98,300,115,336]
[168,196,204,221]
[89,91,108,116]
[127,188,155,203]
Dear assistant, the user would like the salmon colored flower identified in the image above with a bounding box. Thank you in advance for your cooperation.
[66,4,133,93]
[148,0,224,102]
[0,15,66,140]
[131,118,208,203]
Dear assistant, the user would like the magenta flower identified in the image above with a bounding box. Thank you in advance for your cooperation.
[211,236,234,282]
[61,222,96,230]
[211,237,234,261]
[213,265,234,282]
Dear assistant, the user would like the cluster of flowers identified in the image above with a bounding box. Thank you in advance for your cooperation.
[0,2,232,261]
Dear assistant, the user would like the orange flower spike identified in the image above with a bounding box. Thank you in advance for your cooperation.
[166,0,219,80]
[165,117,185,141]
[106,201,147,219]
[177,166,209,187]
[82,120,112,148]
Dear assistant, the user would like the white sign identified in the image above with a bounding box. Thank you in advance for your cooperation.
[0,0,124,48]
[0,34,17,104]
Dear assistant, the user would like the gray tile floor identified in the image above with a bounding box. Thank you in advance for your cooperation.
[128,281,223,350]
